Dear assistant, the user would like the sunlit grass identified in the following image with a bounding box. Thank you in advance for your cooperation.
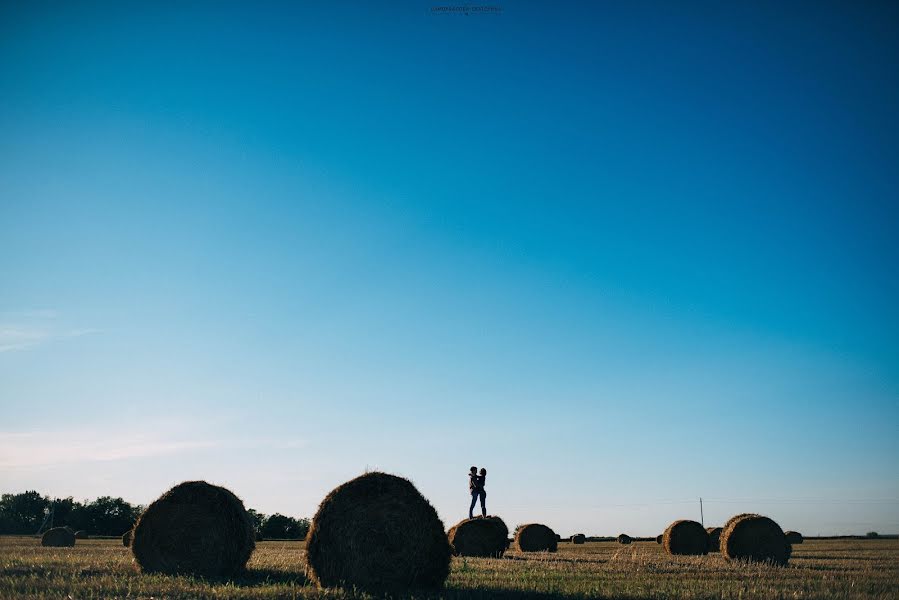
[1,536,896,599]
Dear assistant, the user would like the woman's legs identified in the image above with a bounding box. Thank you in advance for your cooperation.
[479,490,487,517]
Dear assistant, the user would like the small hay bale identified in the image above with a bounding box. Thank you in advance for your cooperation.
[663,520,708,556]
[41,527,75,547]
[571,533,586,544]
[515,523,558,552]
[305,472,450,594]
[122,530,132,547]
[656,534,663,544]
[721,513,791,566]
[132,480,255,577]
[74,530,89,539]
[785,531,803,544]
[448,516,509,557]
[616,533,632,545]
[706,527,723,552]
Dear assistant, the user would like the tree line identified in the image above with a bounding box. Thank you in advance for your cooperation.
[0,490,310,539]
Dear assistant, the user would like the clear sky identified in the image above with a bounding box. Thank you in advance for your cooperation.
[1,1,897,536]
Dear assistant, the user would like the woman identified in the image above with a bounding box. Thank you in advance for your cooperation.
[469,467,487,518]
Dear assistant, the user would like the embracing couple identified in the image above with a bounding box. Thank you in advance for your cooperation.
[468,466,487,519]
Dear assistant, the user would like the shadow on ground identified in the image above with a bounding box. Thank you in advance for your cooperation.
[229,568,308,587]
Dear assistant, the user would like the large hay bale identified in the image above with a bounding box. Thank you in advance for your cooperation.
[571,533,586,544]
[721,513,791,566]
[122,530,132,547]
[305,472,450,594]
[41,527,76,547]
[785,531,803,544]
[617,533,632,545]
[132,480,255,577]
[663,520,708,555]
[706,527,723,552]
[448,516,509,557]
[656,534,663,544]
[74,530,89,539]
[515,523,558,552]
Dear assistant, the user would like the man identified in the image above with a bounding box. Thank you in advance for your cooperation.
[469,466,487,519]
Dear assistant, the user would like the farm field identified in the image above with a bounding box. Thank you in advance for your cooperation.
[1,536,896,599]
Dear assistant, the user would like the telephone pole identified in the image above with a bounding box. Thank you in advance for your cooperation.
[700,497,704,527]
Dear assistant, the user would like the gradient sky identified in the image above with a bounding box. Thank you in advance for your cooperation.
[1,1,897,536]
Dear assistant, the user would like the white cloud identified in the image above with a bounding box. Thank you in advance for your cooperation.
[0,430,219,469]
[0,310,98,352]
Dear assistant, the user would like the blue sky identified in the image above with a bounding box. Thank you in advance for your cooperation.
[1,1,897,536]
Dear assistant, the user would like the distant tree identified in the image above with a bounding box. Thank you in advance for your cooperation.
[247,509,266,534]
[0,491,49,534]
[866,531,879,539]
[261,514,310,540]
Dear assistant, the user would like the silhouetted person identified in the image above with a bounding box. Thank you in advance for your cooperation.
[469,466,487,518]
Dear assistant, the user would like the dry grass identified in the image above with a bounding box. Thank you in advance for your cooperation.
[1,536,897,599]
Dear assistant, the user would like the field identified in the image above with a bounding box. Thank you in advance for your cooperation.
[1,536,896,599]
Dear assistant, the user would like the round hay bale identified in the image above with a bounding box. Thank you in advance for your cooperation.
[616,533,632,545]
[706,527,723,552]
[663,520,708,556]
[785,531,803,544]
[721,513,790,566]
[448,516,509,557]
[571,533,586,544]
[305,472,450,594]
[122,530,132,547]
[655,534,663,544]
[132,480,255,577]
[41,527,75,547]
[74,530,89,539]
[515,523,558,552]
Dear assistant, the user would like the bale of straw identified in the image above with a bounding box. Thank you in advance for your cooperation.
[656,534,663,544]
[305,472,451,594]
[784,531,803,544]
[706,527,723,552]
[74,530,89,539]
[616,534,632,545]
[448,516,509,557]
[663,520,708,555]
[41,527,76,547]
[515,524,558,552]
[122,530,132,547]
[720,513,791,566]
[571,533,586,544]
[131,480,256,577]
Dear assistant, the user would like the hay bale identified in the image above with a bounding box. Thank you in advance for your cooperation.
[448,516,509,557]
[74,530,89,539]
[785,531,803,544]
[571,533,586,544]
[663,520,708,555]
[132,480,255,577]
[706,527,723,552]
[515,523,558,552]
[655,534,663,544]
[616,533,632,545]
[721,513,791,566]
[41,527,76,547]
[122,530,132,547]
[305,472,450,594]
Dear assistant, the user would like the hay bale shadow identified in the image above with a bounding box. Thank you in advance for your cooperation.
[228,568,309,588]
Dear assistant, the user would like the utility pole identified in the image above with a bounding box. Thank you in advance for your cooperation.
[700,497,704,527]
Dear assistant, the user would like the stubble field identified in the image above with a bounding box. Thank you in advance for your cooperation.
[1,536,896,599]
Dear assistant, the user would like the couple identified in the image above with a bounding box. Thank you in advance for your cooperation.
[468,466,487,519]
